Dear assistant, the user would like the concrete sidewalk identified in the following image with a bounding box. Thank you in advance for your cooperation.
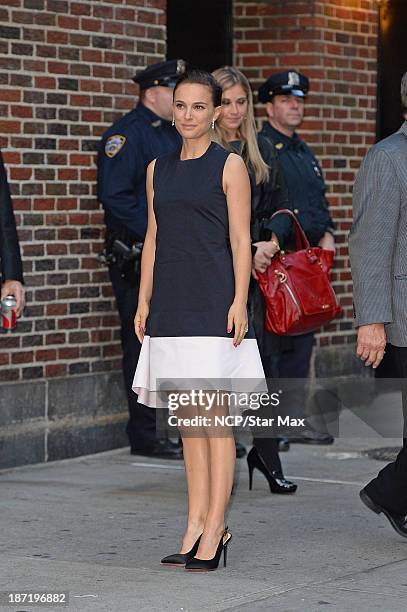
[1,436,407,612]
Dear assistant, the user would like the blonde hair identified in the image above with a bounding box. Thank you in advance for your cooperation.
[212,66,269,184]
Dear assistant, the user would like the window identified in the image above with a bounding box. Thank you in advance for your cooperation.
[167,0,233,72]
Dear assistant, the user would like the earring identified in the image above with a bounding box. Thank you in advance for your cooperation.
[211,118,215,129]
[172,117,175,126]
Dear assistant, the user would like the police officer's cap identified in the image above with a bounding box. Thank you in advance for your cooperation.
[258,70,309,103]
[132,59,187,90]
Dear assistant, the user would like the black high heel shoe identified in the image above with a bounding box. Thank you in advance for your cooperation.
[184,527,232,572]
[247,446,297,494]
[161,534,202,567]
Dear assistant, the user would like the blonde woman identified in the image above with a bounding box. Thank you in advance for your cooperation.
[213,66,297,495]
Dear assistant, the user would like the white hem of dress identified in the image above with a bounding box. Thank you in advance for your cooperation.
[132,335,266,409]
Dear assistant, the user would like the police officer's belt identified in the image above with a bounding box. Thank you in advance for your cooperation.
[102,228,143,266]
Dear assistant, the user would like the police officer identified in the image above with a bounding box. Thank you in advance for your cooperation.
[0,149,25,316]
[257,70,335,444]
[97,60,186,459]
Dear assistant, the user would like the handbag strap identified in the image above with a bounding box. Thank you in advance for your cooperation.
[269,208,311,251]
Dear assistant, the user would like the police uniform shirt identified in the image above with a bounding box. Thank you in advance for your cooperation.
[97,103,181,241]
[260,122,334,248]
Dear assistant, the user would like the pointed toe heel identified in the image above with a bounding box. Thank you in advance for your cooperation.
[247,446,297,494]
[184,528,232,572]
[160,534,202,567]
[160,552,189,567]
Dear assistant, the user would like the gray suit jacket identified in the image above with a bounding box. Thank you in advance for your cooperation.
[349,121,407,347]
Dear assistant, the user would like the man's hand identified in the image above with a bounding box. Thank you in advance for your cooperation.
[253,239,280,273]
[1,280,25,317]
[318,231,335,252]
[356,323,386,369]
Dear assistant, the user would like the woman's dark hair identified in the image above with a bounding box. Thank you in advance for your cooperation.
[173,69,222,107]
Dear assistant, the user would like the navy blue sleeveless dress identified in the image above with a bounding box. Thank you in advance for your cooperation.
[132,142,265,409]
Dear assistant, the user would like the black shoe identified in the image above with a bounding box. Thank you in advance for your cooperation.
[131,439,183,460]
[289,428,334,445]
[166,439,183,451]
[235,441,247,458]
[184,528,232,571]
[161,534,202,567]
[278,437,290,452]
[247,447,297,494]
[360,488,407,539]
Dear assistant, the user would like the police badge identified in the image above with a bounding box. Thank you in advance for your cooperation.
[312,160,322,177]
[177,59,187,75]
[288,71,300,87]
[105,135,126,158]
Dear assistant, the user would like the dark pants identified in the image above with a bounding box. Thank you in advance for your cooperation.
[251,351,282,475]
[270,332,315,430]
[365,343,407,515]
[251,330,314,473]
[269,332,315,381]
[109,263,157,451]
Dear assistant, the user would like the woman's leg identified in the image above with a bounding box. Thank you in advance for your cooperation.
[252,436,282,474]
[178,409,210,553]
[195,402,236,559]
[252,351,283,474]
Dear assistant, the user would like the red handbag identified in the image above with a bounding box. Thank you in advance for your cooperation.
[255,209,342,336]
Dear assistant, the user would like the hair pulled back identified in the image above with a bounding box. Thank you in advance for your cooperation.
[174,68,222,107]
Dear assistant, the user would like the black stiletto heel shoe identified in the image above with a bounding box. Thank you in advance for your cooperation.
[247,446,297,494]
[184,527,232,572]
[160,534,202,567]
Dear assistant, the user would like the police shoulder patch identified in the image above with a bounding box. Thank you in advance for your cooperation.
[105,134,126,158]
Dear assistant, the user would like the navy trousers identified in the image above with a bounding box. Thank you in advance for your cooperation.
[270,332,315,424]
[109,264,157,451]
[251,332,314,472]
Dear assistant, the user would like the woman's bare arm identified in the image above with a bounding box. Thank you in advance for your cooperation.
[223,153,252,346]
[134,159,157,342]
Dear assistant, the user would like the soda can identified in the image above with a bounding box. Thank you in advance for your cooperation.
[1,295,17,332]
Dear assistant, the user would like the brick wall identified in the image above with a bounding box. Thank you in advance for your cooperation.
[0,0,379,384]
[234,0,378,354]
[0,0,166,382]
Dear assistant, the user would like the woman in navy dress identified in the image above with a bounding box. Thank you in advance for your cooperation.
[132,70,265,571]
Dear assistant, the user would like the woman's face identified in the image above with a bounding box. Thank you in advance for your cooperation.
[173,83,220,139]
[218,83,248,133]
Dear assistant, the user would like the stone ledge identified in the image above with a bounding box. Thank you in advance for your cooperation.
[0,371,128,469]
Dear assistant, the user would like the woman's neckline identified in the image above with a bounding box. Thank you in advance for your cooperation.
[177,140,214,162]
